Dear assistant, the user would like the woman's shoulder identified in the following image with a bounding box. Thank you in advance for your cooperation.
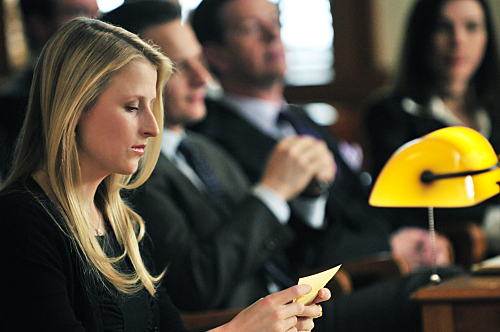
[1,177,47,208]
[366,90,406,114]
[0,177,63,235]
[365,91,411,126]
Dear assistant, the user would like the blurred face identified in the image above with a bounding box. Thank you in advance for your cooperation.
[76,59,159,180]
[142,20,211,130]
[430,0,487,84]
[53,0,99,27]
[216,0,286,87]
[32,0,99,53]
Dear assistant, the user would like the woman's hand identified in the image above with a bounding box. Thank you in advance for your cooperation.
[296,287,331,331]
[211,284,331,332]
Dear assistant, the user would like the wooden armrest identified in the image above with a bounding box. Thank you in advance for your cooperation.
[327,268,352,294]
[299,265,353,296]
[180,308,242,331]
[436,220,487,269]
[341,252,410,279]
[179,268,353,331]
[301,254,405,296]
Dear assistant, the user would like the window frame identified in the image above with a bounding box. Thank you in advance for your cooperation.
[284,0,386,108]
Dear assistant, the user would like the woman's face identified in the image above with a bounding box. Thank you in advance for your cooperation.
[430,0,487,84]
[76,58,159,181]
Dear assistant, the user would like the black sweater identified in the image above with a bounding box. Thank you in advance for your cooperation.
[0,177,186,332]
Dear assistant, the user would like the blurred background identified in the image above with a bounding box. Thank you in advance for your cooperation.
[0,0,498,170]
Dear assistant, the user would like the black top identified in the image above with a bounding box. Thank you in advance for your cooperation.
[365,92,500,179]
[364,92,500,229]
[0,176,187,332]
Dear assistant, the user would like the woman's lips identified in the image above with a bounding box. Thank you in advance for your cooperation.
[132,144,146,156]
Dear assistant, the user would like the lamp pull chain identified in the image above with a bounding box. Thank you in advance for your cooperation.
[428,206,441,285]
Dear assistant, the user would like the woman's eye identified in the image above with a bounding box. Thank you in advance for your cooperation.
[126,106,139,112]
[466,22,480,32]
[436,21,451,33]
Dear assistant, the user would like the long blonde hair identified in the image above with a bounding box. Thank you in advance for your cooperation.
[3,18,172,296]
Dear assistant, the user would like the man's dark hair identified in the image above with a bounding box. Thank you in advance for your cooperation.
[100,0,181,36]
[19,0,57,51]
[191,0,234,46]
[20,0,55,21]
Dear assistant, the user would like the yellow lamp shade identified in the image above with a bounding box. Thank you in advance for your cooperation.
[369,126,500,208]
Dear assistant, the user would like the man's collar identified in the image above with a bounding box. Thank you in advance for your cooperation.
[161,128,185,159]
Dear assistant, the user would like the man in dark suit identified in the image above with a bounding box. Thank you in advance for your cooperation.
[101,0,336,312]
[188,0,465,331]
[190,0,454,271]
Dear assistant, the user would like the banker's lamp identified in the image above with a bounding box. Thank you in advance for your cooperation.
[369,126,500,284]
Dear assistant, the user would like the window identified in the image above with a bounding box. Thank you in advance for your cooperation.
[274,0,334,86]
[97,0,124,13]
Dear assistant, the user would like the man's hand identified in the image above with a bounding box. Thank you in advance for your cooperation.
[260,136,336,201]
[390,227,452,272]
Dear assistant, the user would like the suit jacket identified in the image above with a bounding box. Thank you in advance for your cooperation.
[190,99,393,267]
[128,131,296,311]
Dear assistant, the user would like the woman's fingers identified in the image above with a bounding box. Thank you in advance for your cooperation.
[269,284,312,307]
[300,303,323,318]
[220,284,328,332]
[295,316,315,331]
[310,288,331,305]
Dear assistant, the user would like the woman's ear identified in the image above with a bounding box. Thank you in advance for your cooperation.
[74,111,88,140]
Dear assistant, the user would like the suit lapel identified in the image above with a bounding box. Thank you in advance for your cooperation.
[153,153,222,221]
[200,99,277,183]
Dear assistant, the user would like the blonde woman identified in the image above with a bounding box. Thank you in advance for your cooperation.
[0,18,329,331]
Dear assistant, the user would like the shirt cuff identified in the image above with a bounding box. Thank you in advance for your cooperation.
[483,205,500,254]
[251,184,290,224]
[290,193,328,229]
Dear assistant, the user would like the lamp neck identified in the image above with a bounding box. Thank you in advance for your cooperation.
[420,161,500,184]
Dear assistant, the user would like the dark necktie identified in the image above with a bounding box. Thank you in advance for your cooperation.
[264,261,295,289]
[277,108,320,139]
[177,138,232,218]
[278,107,334,194]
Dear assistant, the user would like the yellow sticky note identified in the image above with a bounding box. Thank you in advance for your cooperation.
[294,264,341,305]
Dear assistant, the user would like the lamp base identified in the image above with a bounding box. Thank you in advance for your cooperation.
[430,273,441,285]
